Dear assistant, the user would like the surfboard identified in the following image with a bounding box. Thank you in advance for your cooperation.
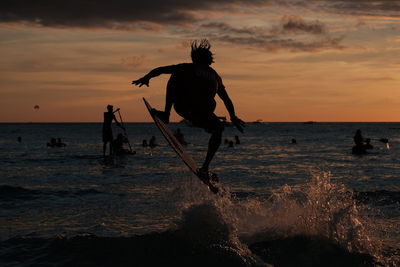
[143,98,219,193]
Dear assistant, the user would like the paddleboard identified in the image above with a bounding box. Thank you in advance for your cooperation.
[143,97,219,193]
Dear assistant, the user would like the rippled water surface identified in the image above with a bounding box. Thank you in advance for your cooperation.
[1,122,399,266]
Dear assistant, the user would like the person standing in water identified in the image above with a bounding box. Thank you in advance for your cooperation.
[352,129,366,154]
[102,105,124,156]
[132,39,244,181]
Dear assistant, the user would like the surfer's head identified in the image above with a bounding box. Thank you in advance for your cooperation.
[191,39,214,66]
[107,105,113,112]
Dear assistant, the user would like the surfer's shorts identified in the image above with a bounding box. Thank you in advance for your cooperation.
[179,111,224,134]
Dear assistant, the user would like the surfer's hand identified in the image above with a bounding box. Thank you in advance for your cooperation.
[231,116,245,133]
[132,77,149,87]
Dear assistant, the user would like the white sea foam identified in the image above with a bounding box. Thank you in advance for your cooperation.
[171,171,386,264]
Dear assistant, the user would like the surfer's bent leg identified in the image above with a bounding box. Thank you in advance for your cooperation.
[196,114,224,171]
[202,123,223,171]
[175,107,224,172]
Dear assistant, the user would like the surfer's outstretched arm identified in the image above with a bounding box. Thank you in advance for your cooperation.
[132,65,177,87]
[217,86,245,133]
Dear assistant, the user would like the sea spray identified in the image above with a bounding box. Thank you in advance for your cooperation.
[168,171,382,265]
[166,174,265,266]
[238,171,382,263]
[175,203,263,266]
[295,172,375,253]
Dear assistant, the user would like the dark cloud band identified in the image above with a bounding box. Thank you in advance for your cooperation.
[200,17,342,52]
[1,1,399,29]
[279,15,325,34]
[0,0,273,28]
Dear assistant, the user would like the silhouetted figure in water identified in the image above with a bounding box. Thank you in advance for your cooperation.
[133,39,244,180]
[142,139,148,147]
[291,138,297,144]
[353,129,363,146]
[352,129,367,154]
[17,136,22,143]
[174,128,188,146]
[228,140,234,148]
[113,133,125,155]
[235,135,240,145]
[149,136,157,148]
[113,133,135,155]
[224,138,229,144]
[364,138,373,150]
[56,138,66,147]
[47,138,57,147]
[102,105,124,156]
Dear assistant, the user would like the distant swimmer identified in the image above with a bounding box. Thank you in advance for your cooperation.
[142,139,148,147]
[113,133,135,155]
[56,138,66,147]
[47,138,57,147]
[47,138,66,148]
[235,135,240,145]
[102,105,124,156]
[365,138,373,150]
[291,138,297,144]
[352,129,367,154]
[17,136,22,143]
[353,129,363,146]
[228,140,234,148]
[133,39,245,181]
[149,136,157,148]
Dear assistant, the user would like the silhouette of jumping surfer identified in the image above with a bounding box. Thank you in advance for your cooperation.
[103,105,124,156]
[133,39,245,181]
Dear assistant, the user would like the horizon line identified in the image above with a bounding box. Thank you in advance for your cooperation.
[1,121,400,124]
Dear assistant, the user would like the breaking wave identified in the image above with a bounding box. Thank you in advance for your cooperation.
[1,172,398,266]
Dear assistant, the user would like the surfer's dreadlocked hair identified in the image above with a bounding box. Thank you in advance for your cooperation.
[191,39,214,65]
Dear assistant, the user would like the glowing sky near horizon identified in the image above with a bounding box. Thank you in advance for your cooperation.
[0,0,399,122]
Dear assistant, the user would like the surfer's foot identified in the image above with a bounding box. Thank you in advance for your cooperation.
[197,167,210,182]
[197,167,218,183]
[196,167,220,194]
[209,172,219,183]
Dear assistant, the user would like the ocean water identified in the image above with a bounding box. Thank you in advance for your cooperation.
[0,122,399,266]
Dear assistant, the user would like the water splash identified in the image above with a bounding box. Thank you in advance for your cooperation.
[170,171,388,265]
[295,172,375,253]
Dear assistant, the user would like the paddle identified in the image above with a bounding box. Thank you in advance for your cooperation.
[346,136,390,149]
[376,138,389,144]
[367,138,390,149]
[375,138,390,149]
[116,109,133,153]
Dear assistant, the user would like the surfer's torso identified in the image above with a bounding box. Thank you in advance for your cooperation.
[166,63,224,114]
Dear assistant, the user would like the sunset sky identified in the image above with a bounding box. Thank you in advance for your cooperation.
[0,0,399,122]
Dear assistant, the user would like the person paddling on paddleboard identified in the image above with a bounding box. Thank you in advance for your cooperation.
[103,105,125,156]
[132,39,245,181]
